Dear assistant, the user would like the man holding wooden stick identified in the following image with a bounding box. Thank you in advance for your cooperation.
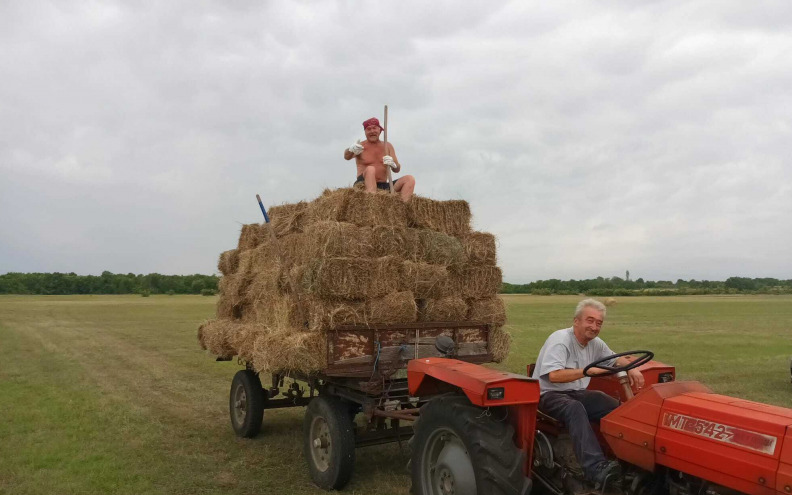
[344,116,416,202]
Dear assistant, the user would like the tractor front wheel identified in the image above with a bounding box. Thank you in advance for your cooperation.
[411,395,530,495]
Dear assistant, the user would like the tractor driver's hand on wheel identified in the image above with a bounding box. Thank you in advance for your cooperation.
[628,368,645,389]
[348,140,364,156]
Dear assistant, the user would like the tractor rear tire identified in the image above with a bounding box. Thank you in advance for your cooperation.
[411,394,531,495]
[229,370,266,438]
[303,395,356,490]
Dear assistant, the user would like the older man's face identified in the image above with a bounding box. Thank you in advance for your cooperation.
[573,306,605,344]
[364,125,382,142]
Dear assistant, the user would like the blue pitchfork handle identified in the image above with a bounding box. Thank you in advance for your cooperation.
[256,194,270,223]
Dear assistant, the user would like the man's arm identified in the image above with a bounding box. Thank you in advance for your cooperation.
[547,366,608,383]
[549,355,644,387]
[344,149,355,160]
[539,340,608,383]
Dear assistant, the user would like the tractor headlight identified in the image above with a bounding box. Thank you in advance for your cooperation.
[487,387,505,400]
[658,372,674,383]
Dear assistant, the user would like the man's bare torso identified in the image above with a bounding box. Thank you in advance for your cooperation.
[356,140,391,182]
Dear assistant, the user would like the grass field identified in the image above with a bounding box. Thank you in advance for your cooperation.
[1,294,791,494]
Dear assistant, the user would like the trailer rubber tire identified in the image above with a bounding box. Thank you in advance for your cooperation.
[411,395,531,495]
[229,370,265,438]
[303,395,356,490]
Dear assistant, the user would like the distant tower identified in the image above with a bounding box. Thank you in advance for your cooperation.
[626,270,630,282]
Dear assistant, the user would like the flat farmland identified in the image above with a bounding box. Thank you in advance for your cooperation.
[1,294,791,494]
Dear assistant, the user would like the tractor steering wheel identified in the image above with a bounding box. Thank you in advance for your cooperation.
[582,350,654,378]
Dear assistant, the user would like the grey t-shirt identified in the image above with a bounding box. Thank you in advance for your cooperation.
[531,327,614,395]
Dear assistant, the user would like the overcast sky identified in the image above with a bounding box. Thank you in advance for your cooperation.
[1,1,790,283]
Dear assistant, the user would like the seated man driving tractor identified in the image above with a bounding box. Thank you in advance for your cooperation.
[532,298,646,487]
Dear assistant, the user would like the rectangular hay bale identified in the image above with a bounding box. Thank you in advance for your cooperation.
[368,225,417,258]
[302,297,367,331]
[418,296,468,322]
[489,325,511,363]
[400,261,449,299]
[217,249,240,276]
[308,188,408,228]
[218,272,250,307]
[237,224,267,251]
[368,291,417,324]
[413,229,467,266]
[302,256,400,300]
[408,196,471,237]
[268,201,309,238]
[303,221,370,259]
[462,232,497,265]
[467,297,507,327]
[446,265,503,299]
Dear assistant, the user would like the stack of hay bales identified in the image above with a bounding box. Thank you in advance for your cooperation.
[198,188,510,374]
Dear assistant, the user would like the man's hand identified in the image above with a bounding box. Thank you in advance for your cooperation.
[348,140,364,156]
[383,155,396,170]
[627,368,645,389]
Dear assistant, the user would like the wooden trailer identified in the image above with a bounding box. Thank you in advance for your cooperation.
[226,321,495,490]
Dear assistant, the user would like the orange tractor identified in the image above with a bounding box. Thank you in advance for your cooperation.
[226,324,792,495]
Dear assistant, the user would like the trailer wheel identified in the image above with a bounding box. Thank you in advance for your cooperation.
[303,395,355,490]
[411,395,530,495]
[229,370,265,438]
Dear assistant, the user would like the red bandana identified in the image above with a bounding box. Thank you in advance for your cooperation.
[362,117,383,130]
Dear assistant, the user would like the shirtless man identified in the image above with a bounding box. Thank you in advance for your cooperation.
[344,117,416,202]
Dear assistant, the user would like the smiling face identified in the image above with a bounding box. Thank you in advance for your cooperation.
[572,306,605,346]
[364,124,382,142]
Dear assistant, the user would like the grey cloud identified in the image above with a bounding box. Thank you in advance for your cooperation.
[1,1,790,282]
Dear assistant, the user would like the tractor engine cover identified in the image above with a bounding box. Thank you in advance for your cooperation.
[600,381,792,495]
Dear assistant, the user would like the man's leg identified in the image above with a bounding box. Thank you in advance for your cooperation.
[362,166,377,193]
[393,174,415,202]
[539,392,607,479]
[578,390,619,421]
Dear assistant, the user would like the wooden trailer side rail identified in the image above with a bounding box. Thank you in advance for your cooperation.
[323,321,493,378]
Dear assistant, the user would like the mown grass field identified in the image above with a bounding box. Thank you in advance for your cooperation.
[1,294,791,494]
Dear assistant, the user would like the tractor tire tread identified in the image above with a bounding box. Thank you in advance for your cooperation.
[411,395,530,495]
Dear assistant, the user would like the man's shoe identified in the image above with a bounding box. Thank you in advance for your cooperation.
[592,460,621,487]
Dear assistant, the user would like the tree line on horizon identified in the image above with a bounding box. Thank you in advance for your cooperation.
[0,272,790,296]
[0,271,220,295]
[503,276,792,296]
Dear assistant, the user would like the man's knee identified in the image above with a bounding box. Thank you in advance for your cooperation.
[582,390,619,419]
[362,166,377,178]
[541,393,588,423]
[395,175,415,192]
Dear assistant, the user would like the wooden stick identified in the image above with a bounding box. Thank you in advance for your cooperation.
[384,104,393,194]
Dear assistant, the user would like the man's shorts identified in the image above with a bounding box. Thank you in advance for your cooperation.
[355,175,399,191]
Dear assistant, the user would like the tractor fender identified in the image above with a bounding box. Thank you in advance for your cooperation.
[407,357,540,407]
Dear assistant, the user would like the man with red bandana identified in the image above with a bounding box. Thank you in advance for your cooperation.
[344,117,416,202]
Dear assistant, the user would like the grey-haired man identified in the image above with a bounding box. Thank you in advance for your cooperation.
[531,299,644,486]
